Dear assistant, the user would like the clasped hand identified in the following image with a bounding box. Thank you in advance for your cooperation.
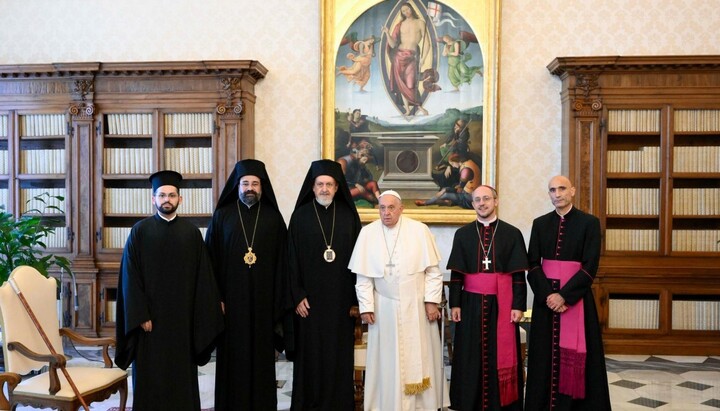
[546,293,568,313]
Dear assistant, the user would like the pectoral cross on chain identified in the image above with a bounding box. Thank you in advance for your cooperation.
[482,256,491,271]
[386,261,395,275]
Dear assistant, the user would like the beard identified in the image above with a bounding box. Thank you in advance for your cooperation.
[157,202,179,216]
[240,190,260,207]
[316,195,333,207]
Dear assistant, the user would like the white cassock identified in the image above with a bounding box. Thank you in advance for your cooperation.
[349,216,449,411]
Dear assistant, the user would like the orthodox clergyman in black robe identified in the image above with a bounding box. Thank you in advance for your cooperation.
[205,159,288,411]
[447,185,527,411]
[525,175,611,411]
[115,170,224,411]
[288,159,362,411]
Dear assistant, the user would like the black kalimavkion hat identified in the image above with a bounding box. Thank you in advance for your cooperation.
[149,170,183,192]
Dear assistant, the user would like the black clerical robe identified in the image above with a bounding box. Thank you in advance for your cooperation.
[525,207,611,411]
[205,200,288,411]
[115,214,223,411]
[288,199,361,411]
[447,219,528,411]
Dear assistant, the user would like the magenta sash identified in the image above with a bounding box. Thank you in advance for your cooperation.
[542,259,586,399]
[464,272,518,406]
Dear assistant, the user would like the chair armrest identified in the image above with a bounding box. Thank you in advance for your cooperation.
[7,341,65,394]
[0,372,21,410]
[6,341,66,366]
[60,327,115,367]
[59,327,115,346]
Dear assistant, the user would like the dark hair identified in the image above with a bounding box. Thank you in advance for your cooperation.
[399,2,420,20]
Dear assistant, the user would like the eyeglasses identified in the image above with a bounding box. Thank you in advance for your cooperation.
[472,196,495,203]
[155,193,179,200]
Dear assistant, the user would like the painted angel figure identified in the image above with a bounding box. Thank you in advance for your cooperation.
[336,35,377,92]
[441,32,483,91]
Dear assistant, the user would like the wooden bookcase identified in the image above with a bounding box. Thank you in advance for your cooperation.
[0,113,10,218]
[0,61,266,336]
[548,56,720,355]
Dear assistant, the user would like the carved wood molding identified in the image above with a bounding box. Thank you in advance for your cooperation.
[0,61,267,111]
[571,73,603,112]
[68,102,95,120]
[73,79,94,101]
[547,55,720,76]
[0,61,268,81]
[216,77,243,118]
[549,55,720,112]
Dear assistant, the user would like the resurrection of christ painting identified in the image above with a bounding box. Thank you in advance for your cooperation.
[331,0,487,219]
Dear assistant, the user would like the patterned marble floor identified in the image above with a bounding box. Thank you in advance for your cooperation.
[5,344,720,410]
[605,355,720,411]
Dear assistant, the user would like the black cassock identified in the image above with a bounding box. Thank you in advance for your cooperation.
[205,200,288,411]
[447,219,528,411]
[288,199,361,411]
[525,207,611,411]
[115,214,223,411]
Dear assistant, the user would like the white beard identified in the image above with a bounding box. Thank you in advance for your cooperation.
[316,197,332,207]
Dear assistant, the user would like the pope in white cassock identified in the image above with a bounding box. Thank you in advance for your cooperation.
[348,190,449,411]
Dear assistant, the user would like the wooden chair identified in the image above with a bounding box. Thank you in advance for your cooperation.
[0,266,128,411]
[440,281,453,363]
[352,311,367,411]
[0,373,21,411]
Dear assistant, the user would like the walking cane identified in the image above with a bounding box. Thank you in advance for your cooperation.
[9,277,91,411]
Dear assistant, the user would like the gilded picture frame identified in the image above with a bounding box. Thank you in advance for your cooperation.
[322,0,500,223]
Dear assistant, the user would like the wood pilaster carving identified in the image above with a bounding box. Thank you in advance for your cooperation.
[216,77,243,118]
[571,72,603,113]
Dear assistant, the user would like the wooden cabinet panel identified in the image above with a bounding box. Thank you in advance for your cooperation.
[549,56,720,355]
[0,61,265,336]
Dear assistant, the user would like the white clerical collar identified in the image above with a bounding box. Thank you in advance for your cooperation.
[556,205,574,217]
[158,213,177,222]
[477,215,498,227]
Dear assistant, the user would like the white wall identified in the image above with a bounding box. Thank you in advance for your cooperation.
[2,0,720,278]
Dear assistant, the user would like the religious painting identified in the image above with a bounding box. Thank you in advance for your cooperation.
[322,0,499,223]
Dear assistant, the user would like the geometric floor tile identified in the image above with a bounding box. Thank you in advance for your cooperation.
[702,399,720,409]
[17,345,720,411]
[629,397,668,408]
[677,381,713,391]
[612,379,647,389]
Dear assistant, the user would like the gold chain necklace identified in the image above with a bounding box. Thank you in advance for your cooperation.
[313,200,336,262]
[237,200,261,266]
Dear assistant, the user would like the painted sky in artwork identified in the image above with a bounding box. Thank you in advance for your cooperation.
[334,0,484,127]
